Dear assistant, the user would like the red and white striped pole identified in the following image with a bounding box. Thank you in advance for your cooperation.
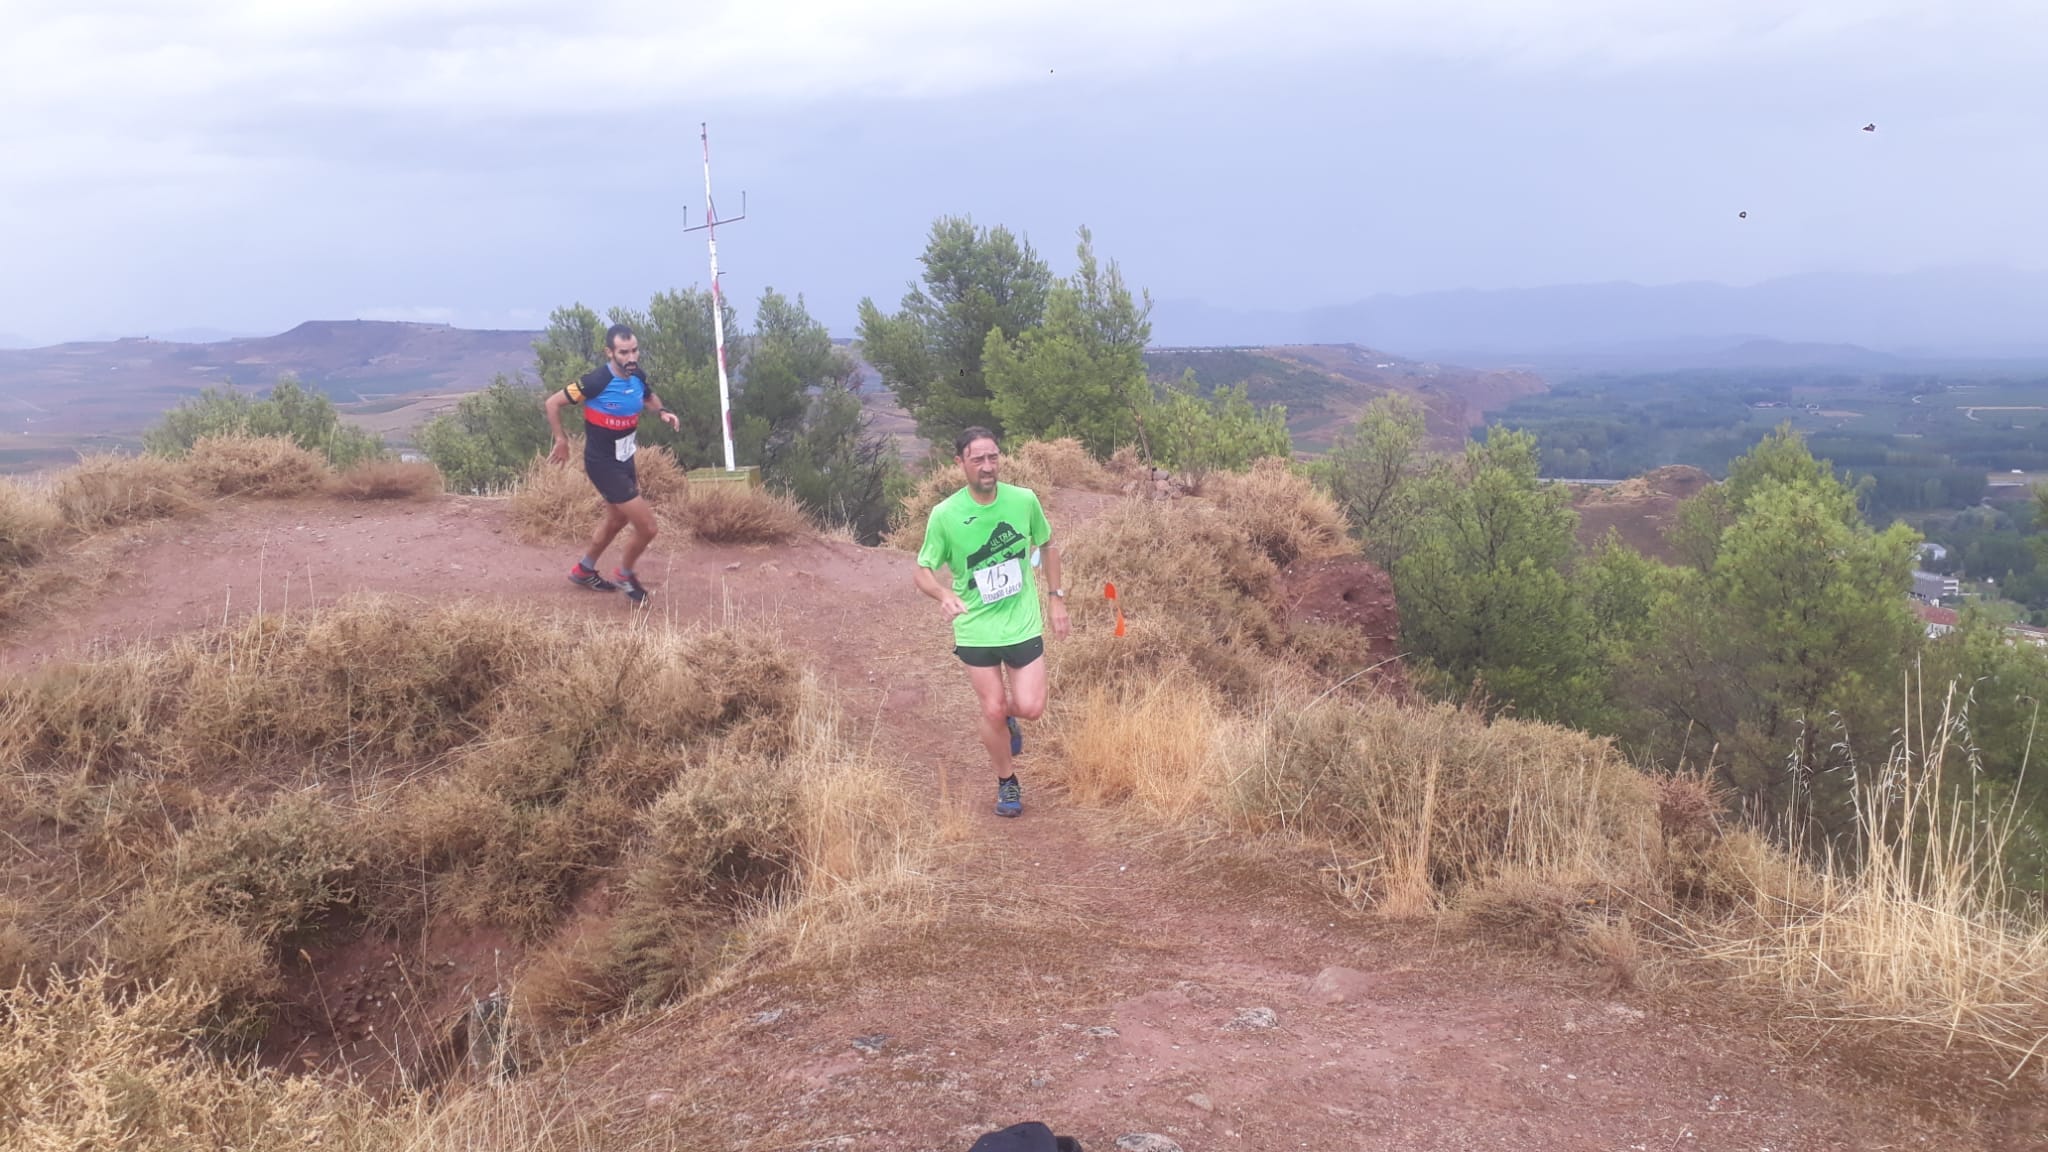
[697,123,736,472]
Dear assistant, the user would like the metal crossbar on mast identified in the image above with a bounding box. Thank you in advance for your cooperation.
[682,122,747,472]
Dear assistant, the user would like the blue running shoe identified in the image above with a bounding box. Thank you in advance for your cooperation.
[995,775,1022,818]
[1007,715,1023,757]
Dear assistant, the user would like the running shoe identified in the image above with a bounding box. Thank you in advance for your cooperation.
[1007,715,1024,757]
[996,775,1022,818]
[615,570,649,606]
[568,562,617,591]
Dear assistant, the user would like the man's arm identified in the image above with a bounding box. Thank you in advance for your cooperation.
[1041,542,1070,639]
[641,389,682,431]
[545,390,574,464]
[914,563,966,617]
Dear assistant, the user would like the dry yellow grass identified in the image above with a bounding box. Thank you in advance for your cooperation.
[0,970,397,1152]
[1671,687,2048,1073]
[1008,437,1117,493]
[634,445,689,504]
[1052,496,1288,706]
[1051,670,1237,820]
[328,458,443,501]
[0,478,62,569]
[1054,647,2048,1067]
[183,434,331,497]
[52,452,199,531]
[674,482,811,545]
[1044,476,2048,1072]
[506,456,603,543]
[0,595,938,1150]
[1205,456,1355,568]
[0,598,930,1075]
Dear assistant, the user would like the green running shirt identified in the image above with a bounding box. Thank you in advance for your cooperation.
[917,482,1053,648]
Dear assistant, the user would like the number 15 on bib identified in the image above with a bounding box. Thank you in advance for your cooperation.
[971,557,1024,604]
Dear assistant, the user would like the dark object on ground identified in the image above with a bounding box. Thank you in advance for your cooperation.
[968,1121,1084,1152]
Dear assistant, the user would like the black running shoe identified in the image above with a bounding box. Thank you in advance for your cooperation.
[615,570,648,606]
[568,562,617,591]
[996,775,1022,818]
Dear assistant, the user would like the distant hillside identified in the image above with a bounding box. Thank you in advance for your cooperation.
[0,321,542,470]
[1145,343,1547,451]
[1151,267,2048,363]
[0,322,933,473]
[0,323,1542,473]
[1563,465,1715,563]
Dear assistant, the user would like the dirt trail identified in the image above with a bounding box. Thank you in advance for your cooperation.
[4,494,2034,1151]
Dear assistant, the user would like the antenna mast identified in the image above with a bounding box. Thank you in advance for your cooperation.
[683,123,747,472]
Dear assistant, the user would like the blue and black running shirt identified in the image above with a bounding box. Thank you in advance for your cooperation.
[565,365,655,463]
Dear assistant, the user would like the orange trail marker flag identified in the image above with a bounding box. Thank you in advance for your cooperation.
[1104,582,1125,637]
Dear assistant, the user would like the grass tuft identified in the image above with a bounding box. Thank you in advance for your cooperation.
[328,459,444,501]
[183,435,331,498]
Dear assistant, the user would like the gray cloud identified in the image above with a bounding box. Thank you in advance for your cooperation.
[2,1,2044,345]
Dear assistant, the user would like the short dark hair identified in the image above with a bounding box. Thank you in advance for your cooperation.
[605,323,636,349]
[954,426,999,458]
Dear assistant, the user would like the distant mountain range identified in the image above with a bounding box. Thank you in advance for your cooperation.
[0,318,1547,473]
[1151,267,2048,370]
[0,321,540,470]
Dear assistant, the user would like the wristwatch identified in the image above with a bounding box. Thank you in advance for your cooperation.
[1049,589,1066,598]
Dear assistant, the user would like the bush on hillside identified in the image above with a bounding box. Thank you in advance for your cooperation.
[676,484,812,545]
[145,377,387,469]
[52,453,200,531]
[328,458,444,501]
[1206,456,1354,569]
[415,375,556,494]
[1055,496,1287,703]
[183,434,330,498]
[762,380,909,546]
[1148,371,1291,487]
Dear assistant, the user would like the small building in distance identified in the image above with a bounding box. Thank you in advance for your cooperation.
[1912,570,1961,604]
[2006,623,2048,648]
[1914,601,1959,639]
[1919,542,1950,563]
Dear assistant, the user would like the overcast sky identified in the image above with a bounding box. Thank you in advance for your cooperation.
[2,0,2044,346]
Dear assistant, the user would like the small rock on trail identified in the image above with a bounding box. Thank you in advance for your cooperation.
[1307,965,1373,1004]
[1225,1007,1278,1031]
[1115,1137,1184,1152]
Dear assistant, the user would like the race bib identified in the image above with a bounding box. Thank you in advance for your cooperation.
[971,557,1024,605]
[614,432,637,463]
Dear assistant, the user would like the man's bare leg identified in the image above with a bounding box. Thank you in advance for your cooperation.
[582,504,629,567]
[967,664,1013,780]
[1007,654,1048,722]
[615,496,659,574]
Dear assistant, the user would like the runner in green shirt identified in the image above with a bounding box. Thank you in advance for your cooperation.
[913,427,1071,817]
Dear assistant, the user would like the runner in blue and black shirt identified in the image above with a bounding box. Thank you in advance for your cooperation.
[543,323,680,606]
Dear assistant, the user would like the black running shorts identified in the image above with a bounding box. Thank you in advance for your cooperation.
[954,635,1045,669]
[585,450,640,505]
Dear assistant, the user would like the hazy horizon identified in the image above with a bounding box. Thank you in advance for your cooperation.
[5,2,2045,350]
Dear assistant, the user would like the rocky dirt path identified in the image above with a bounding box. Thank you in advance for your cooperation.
[3,493,2032,1151]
